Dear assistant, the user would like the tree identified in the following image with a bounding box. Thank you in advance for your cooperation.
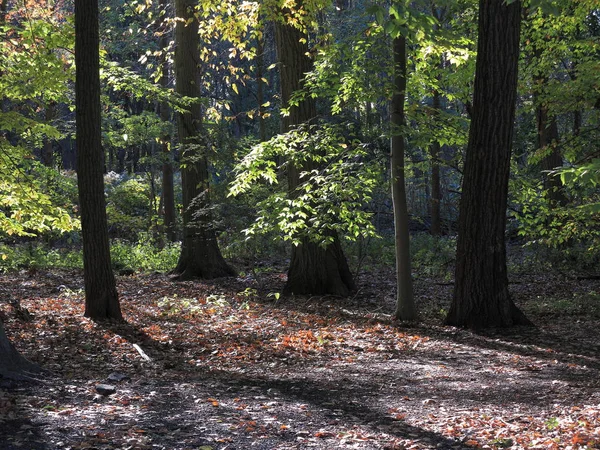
[172,0,235,280]
[390,33,416,320]
[0,319,41,380]
[445,0,531,328]
[157,0,177,243]
[0,0,43,381]
[75,0,123,320]
[274,8,356,296]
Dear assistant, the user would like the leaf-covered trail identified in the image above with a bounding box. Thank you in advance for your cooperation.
[0,269,599,449]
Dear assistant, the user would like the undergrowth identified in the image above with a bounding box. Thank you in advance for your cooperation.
[0,240,180,274]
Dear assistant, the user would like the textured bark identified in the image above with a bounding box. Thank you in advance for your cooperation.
[172,0,234,280]
[445,0,532,329]
[430,90,442,236]
[159,0,176,243]
[275,15,355,297]
[391,35,416,321]
[75,0,123,320]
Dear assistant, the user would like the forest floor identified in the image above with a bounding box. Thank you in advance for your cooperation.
[0,262,600,449]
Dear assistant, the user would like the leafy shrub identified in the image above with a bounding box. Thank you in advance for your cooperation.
[105,173,154,241]
[110,239,180,273]
[0,243,83,271]
[0,240,179,274]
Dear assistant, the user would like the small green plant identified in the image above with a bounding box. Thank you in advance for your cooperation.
[545,417,560,430]
[158,295,203,315]
[490,438,513,448]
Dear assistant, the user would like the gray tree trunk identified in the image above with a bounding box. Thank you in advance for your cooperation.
[391,35,416,321]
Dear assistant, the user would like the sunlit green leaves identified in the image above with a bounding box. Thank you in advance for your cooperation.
[230,123,382,247]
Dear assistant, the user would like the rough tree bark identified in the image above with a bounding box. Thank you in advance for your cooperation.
[275,14,355,297]
[445,0,532,329]
[391,34,416,321]
[75,0,123,320]
[172,0,234,280]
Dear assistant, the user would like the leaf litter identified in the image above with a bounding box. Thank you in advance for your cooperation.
[0,267,599,449]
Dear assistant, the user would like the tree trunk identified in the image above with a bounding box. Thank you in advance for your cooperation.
[391,35,416,321]
[41,102,55,167]
[159,0,176,243]
[172,0,234,280]
[0,319,42,380]
[256,32,267,143]
[536,100,567,206]
[430,90,442,236]
[275,13,355,297]
[75,0,123,320]
[445,0,532,329]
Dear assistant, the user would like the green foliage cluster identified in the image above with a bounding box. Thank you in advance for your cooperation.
[105,173,154,241]
[230,123,383,247]
[0,240,179,274]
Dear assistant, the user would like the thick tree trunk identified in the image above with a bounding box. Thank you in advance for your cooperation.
[275,14,355,297]
[430,90,442,236]
[0,319,41,380]
[75,0,123,320]
[172,0,234,280]
[445,0,532,329]
[159,0,176,243]
[391,35,416,321]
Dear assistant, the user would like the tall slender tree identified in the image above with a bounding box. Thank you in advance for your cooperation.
[75,0,123,320]
[158,0,176,242]
[275,11,356,297]
[445,0,531,328]
[391,33,416,320]
[172,0,235,280]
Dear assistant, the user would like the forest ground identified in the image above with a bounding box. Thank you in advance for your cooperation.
[0,257,599,449]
